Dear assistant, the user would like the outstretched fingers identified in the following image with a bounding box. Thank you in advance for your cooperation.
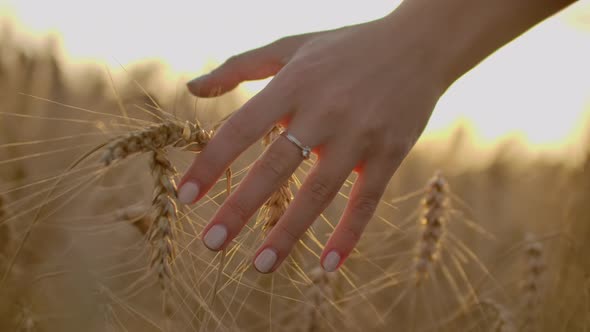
[253,146,359,273]
[199,134,305,251]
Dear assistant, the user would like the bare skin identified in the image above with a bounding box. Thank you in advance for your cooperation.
[178,0,576,273]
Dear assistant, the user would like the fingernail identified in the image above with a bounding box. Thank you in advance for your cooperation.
[177,181,199,204]
[322,250,341,272]
[254,248,278,273]
[203,224,227,250]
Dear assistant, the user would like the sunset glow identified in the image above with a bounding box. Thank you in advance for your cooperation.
[1,0,589,159]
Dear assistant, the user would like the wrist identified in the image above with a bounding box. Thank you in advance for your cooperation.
[378,3,456,94]
[384,0,576,90]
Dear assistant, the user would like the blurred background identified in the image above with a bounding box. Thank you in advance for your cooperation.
[2,0,589,161]
[0,1,589,331]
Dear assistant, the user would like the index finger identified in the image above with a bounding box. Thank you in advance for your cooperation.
[177,80,290,205]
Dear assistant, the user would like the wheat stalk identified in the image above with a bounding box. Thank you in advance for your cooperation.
[0,195,16,276]
[0,195,11,250]
[1,197,36,331]
[520,233,545,331]
[414,171,449,285]
[100,120,210,166]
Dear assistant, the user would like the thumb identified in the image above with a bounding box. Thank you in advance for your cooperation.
[187,34,314,97]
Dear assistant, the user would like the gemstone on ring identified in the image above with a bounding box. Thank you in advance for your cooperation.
[301,146,311,159]
[281,131,312,160]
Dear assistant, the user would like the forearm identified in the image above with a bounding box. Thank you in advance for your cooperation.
[388,0,577,88]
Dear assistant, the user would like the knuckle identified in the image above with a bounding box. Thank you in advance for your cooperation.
[318,105,342,122]
[319,94,348,115]
[386,140,412,160]
[312,94,353,128]
[255,149,290,180]
[225,198,251,225]
[358,129,381,152]
[340,224,362,243]
[307,179,337,205]
[275,222,299,243]
[272,36,292,49]
[351,194,379,219]
[356,118,387,151]
[284,59,313,82]
[377,135,411,163]
[275,73,300,98]
[363,121,387,139]
[186,153,219,187]
[224,55,241,67]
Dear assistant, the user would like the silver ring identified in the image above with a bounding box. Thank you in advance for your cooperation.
[281,131,312,160]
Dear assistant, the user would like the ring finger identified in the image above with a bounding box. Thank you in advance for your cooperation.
[200,126,323,251]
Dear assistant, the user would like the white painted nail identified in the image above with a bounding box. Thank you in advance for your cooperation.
[254,248,278,273]
[178,182,199,204]
[322,251,341,272]
[203,225,227,250]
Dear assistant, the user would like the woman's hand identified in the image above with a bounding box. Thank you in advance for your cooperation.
[177,9,448,273]
[177,0,575,274]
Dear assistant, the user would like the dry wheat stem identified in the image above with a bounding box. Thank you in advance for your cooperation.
[101,120,210,166]
[414,171,449,285]
[0,195,16,275]
[200,167,231,332]
[0,195,11,247]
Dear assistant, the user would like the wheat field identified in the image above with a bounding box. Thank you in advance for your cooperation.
[0,24,589,332]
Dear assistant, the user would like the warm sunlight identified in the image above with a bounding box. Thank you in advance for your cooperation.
[1,0,589,158]
[1,2,590,331]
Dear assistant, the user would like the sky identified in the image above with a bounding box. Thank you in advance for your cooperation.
[1,0,589,159]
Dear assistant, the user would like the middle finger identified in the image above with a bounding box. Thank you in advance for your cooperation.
[200,128,317,251]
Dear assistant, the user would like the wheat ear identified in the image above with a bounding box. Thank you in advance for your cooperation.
[480,298,516,332]
[304,266,337,332]
[520,233,545,331]
[15,303,36,332]
[101,120,210,166]
[415,171,449,285]
[260,126,293,232]
[148,150,179,290]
